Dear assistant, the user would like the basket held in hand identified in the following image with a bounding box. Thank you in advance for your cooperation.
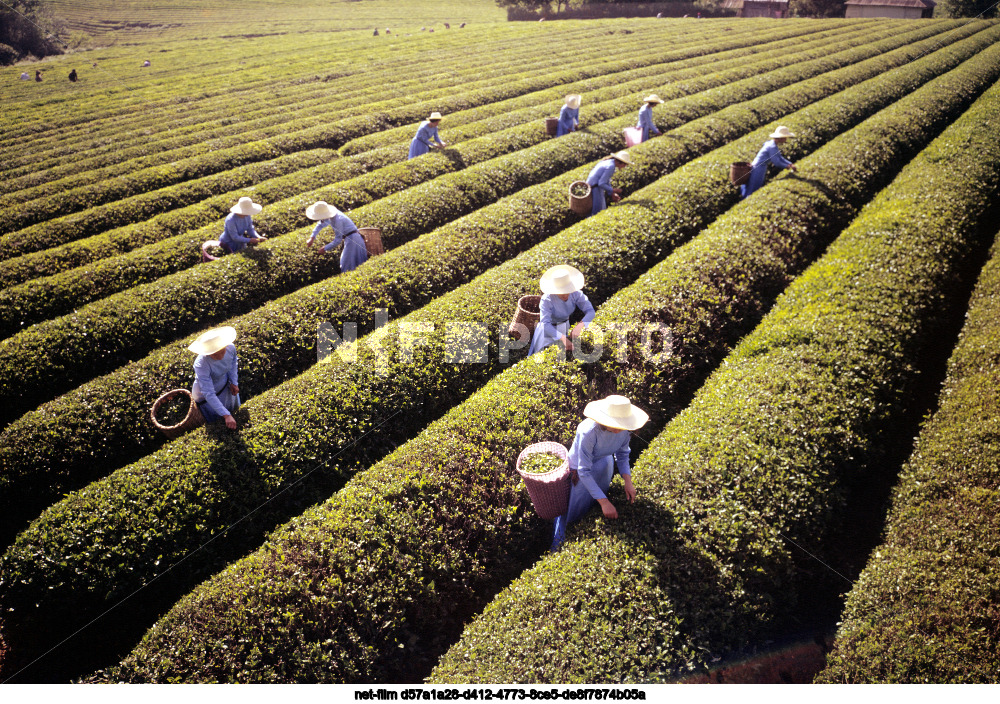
[516,441,570,520]
[151,388,205,439]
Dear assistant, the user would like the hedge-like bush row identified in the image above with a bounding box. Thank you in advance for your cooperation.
[815,217,1000,676]
[335,20,864,157]
[4,24,996,681]
[0,22,662,164]
[0,20,843,291]
[0,19,966,542]
[0,20,912,422]
[0,39,506,188]
[84,29,1000,685]
[0,49,598,241]
[0,146,366,291]
[0,19,784,230]
[0,23,884,338]
[0,32,641,239]
[426,50,1000,685]
[0,24,445,145]
[0,23,624,189]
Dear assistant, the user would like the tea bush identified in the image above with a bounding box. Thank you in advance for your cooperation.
[17,28,1000,682]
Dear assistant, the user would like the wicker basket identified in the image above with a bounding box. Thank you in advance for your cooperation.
[151,388,205,439]
[508,294,541,342]
[358,227,384,256]
[568,181,592,215]
[201,239,223,262]
[516,441,570,520]
[544,117,559,136]
[730,161,753,186]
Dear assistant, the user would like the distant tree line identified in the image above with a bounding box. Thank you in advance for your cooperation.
[498,0,997,18]
[1,0,63,65]
[500,0,732,19]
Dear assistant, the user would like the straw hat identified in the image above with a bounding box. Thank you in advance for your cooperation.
[188,326,237,355]
[643,94,664,104]
[230,196,262,216]
[539,264,584,295]
[306,200,338,220]
[584,395,649,431]
[611,150,632,165]
[565,94,582,109]
[428,111,443,121]
[769,126,795,139]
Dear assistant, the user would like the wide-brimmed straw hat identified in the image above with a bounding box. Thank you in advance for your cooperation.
[611,150,632,165]
[428,111,443,121]
[584,395,649,431]
[188,326,237,355]
[769,126,795,139]
[565,94,582,109]
[230,196,262,216]
[539,264,584,295]
[643,94,664,104]
[305,200,338,220]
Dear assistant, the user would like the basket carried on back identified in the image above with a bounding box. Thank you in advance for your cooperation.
[544,117,559,136]
[568,181,592,215]
[622,126,643,148]
[516,441,571,520]
[151,388,205,439]
[358,227,384,256]
[508,294,541,342]
[730,161,753,186]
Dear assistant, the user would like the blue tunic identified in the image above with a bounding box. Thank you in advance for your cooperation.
[556,105,579,137]
[408,121,443,159]
[585,158,617,216]
[191,344,240,421]
[527,290,596,355]
[637,103,660,142]
[741,139,793,198]
[307,209,368,273]
[219,213,261,253]
[552,419,633,548]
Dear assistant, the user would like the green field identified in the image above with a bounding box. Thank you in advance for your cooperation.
[1,0,998,685]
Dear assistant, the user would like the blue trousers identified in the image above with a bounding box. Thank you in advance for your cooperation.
[551,455,614,550]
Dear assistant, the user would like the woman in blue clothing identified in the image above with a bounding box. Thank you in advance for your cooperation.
[556,94,581,136]
[407,111,447,159]
[188,326,241,430]
[305,200,369,273]
[585,150,631,216]
[636,93,663,142]
[741,125,798,199]
[551,395,649,550]
[219,197,267,254]
[527,265,595,355]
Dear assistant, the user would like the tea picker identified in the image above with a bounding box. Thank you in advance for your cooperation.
[305,200,369,273]
[585,150,631,216]
[556,94,581,136]
[527,264,595,355]
[189,326,241,431]
[739,125,798,198]
[551,395,649,551]
[407,111,448,159]
[218,197,267,254]
[636,93,663,142]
